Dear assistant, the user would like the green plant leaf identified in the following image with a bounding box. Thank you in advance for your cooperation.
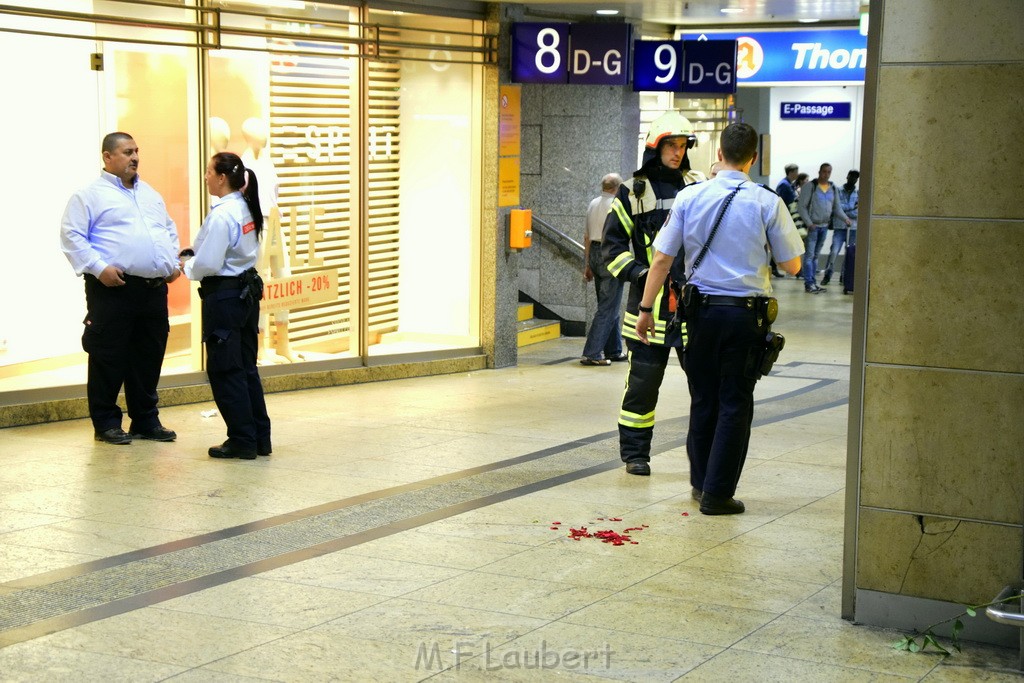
[923,634,950,656]
[965,607,976,617]
[952,619,964,639]
[892,637,911,650]
[908,640,921,653]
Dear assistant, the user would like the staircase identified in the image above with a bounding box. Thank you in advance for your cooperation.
[517,302,560,347]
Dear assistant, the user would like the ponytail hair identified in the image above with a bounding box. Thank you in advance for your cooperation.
[210,152,264,239]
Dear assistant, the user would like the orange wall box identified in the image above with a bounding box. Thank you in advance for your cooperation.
[509,209,532,250]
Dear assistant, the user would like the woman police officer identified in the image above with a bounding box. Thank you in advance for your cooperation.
[182,152,272,459]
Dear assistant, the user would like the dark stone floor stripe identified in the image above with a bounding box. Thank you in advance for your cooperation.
[0,373,847,647]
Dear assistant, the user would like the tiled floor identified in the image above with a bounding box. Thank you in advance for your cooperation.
[0,278,1020,681]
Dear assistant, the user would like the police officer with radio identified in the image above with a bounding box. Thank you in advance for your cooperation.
[182,152,271,460]
[635,123,804,514]
[602,111,705,476]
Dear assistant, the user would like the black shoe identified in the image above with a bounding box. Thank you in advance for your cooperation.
[131,425,177,442]
[625,460,651,476]
[804,284,822,294]
[691,487,703,502]
[209,441,257,460]
[257,441,272,456]
[771,269,785,278]
[699,493,745,515]
[609,354,629,362]
[821,274,831,286]
[95,427,132,445]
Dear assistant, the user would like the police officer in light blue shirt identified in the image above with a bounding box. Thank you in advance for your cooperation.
[60,132,181,446]
[182,152,271,460]
[635,123,804,515]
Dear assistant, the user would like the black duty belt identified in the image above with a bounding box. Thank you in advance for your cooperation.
[123,274,166,288]
[198,275,243,299]
[86,273,165,288]
[701,294,757,309]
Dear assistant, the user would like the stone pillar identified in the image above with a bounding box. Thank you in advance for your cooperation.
[844,0,1024,646]
[518,81,639,327]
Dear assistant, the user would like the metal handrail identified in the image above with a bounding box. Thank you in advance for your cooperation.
[530,214,584,257]
[987,583,1024,625]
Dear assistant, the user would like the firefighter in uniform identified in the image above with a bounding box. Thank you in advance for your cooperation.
[636,123,804,514]
[183,152,272,460]
[602,111,705,476]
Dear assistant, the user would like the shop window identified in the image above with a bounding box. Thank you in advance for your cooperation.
[0,0,488,401]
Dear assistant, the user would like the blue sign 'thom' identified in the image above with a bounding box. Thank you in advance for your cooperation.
[680,28,866,84]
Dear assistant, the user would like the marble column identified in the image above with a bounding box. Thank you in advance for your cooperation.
[845,0,1024,646]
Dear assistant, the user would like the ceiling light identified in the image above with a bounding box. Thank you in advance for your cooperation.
[798,18,820,23]
[720,8,744,14]
[596,9,619,16]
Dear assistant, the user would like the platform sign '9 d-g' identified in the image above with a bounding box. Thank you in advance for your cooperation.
[632,40,685,91]
[633,39,737,93]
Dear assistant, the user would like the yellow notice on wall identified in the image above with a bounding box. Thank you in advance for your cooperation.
[260,270,339,314]
[499,85,521,157]
[498,157,521,207]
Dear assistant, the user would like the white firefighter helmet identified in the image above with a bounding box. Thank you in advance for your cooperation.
[645,111,697,150]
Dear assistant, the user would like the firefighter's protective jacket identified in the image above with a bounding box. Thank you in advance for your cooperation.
[601,152,704,347]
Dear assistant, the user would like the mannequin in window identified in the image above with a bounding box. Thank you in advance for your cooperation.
[209,117,231,154]
[240,117,296,363]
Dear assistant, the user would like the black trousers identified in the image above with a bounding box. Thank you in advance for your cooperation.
[202,288,271,450]
[618,339,685,463]
[684,304,765,498]
[82,276,168,432]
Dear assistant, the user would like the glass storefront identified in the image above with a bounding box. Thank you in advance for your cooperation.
[0,1,492,398]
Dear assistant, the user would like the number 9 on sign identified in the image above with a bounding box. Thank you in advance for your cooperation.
[632,40,683,92]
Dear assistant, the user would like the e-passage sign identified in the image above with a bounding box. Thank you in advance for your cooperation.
[780,102,851,119]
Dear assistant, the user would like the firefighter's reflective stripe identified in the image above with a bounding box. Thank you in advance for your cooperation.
[621,312,687,345]
[619,408,655,429]
[608,251,634,277]
[610,198,633,234]
[622,311,666,343]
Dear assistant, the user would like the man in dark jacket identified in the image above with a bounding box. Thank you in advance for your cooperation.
[602,111,705,475]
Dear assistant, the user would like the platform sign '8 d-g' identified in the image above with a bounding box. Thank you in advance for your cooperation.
[567,23,631,85]
[511,23,570,84]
